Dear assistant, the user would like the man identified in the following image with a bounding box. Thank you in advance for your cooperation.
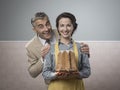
[25,12,90,78]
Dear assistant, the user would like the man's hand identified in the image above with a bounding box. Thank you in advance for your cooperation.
[80,42,90,57]
[41,44,50,58]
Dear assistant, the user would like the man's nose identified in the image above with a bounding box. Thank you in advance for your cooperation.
[44,26,49,31]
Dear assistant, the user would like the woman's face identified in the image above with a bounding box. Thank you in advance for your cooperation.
[58,18,74,39]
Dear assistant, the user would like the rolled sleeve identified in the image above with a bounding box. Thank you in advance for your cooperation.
[79,53,91,78]
[42,49,56,84]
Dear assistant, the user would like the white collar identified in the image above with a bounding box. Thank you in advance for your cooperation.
[38,37,46,45]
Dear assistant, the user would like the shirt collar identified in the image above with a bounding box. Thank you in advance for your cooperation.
[58,38,74,45]
[38,37,46,45]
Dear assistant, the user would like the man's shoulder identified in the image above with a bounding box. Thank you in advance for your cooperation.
[25,36,36,49]
[52,29,57,33]
[52,29,59,39]
[52,29,57,31]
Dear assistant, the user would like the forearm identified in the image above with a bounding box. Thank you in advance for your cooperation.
[78,54,91,78]
[42,55,56,82]
[42,71,56,80]
[28,58,43,78]
[79,69,91,78]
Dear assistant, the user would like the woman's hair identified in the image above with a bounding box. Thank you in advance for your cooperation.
[56,12,78,36]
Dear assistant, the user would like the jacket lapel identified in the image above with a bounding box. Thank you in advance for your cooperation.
[33,36,43,58]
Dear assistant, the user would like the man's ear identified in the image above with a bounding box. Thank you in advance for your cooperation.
[32,27,37,33]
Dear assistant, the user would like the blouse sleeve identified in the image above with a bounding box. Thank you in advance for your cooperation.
[77,43,91,79]
[79,53,91,78]
[42,45,56,84]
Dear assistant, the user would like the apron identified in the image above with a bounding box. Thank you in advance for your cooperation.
[48,41,85,90]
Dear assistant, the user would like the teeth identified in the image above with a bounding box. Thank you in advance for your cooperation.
[44,32,49,34]
[63,32,69,35]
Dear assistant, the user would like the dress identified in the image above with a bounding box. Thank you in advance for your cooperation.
[42,40,91,90]
[48,79,84,90]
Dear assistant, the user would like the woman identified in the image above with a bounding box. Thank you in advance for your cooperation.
[42,12,91,90]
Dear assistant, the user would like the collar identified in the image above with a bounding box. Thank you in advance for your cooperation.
[38,37,46,45]
[58,38,74,45]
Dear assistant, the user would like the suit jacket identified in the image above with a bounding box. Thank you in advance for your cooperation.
[25,29,59,78]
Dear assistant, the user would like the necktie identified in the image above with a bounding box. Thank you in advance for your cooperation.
[45,39,50,46]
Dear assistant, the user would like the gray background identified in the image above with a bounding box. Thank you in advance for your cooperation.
[0,0,120,41]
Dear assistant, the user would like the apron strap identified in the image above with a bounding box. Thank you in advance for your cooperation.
[55,42,59,66]
[73,41,78,66]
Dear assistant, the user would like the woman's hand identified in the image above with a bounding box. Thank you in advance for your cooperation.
[55,72,69,79]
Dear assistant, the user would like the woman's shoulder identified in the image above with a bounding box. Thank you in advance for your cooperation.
[74,41,81,48]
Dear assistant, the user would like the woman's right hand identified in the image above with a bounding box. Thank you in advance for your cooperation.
[55,72,69,79]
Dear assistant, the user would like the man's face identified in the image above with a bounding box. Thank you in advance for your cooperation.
[33,17,52,40]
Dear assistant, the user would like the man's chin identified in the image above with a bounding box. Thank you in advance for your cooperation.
[45,35,52,40]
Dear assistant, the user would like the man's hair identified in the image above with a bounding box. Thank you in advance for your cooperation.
[31,12,49,27]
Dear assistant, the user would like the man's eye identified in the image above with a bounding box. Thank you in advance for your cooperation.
[46,22,50,26]
[38,25,44,29]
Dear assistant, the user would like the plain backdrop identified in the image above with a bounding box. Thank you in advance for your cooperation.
[0,0,120,41]
[0,41,120,90]
[0,0,120,90]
